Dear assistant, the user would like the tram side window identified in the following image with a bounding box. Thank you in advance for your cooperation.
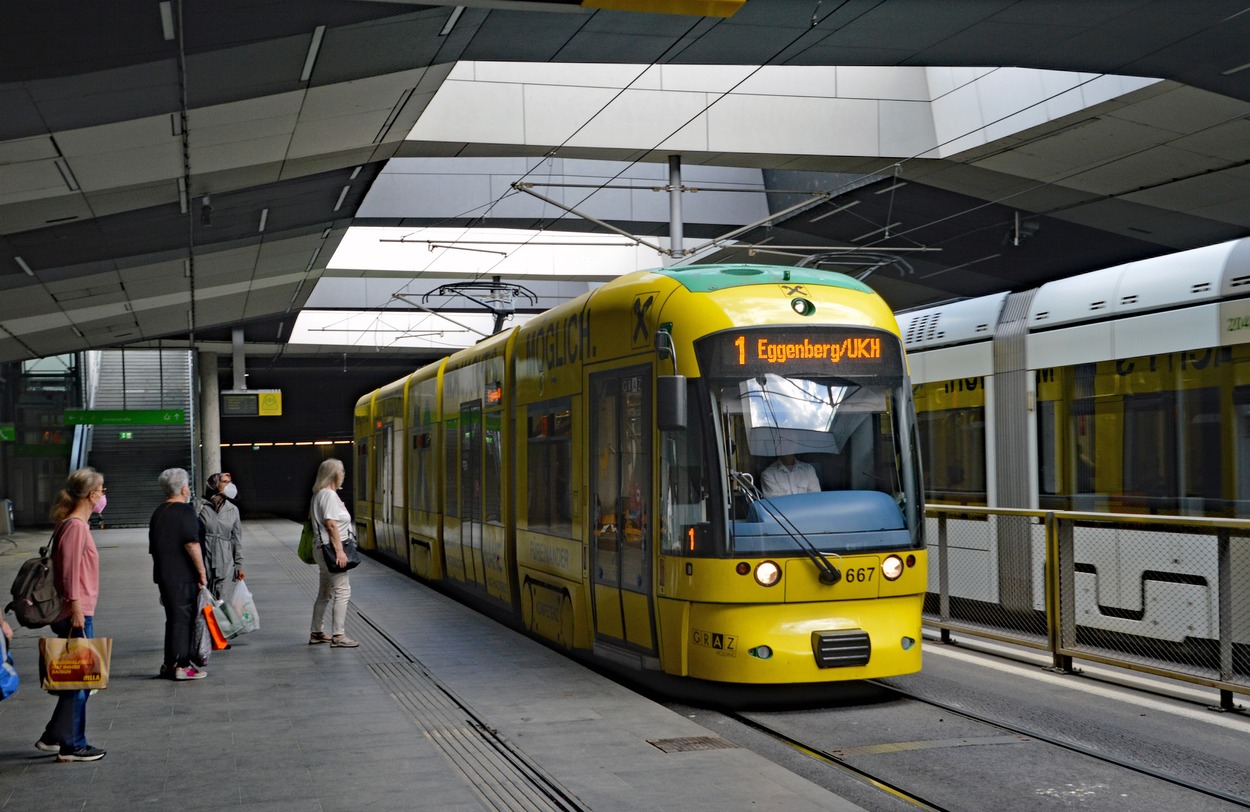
[659,382,713,555]
[527,401,572,536]
[915,407,986,504]
[913,381,987,506]
[485,411,502,523]
[444,420,459,518]
[355,440,369,501]
[412,427,434,511]
[1123,393,1177,512]
[1181,387,1222,508]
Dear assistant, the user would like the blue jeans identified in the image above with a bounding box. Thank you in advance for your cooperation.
[44,616,93,751]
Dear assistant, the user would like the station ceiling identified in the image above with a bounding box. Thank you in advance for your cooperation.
[4,1,1250,365]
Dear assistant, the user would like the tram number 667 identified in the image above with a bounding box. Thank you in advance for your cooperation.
[845,567,875,583]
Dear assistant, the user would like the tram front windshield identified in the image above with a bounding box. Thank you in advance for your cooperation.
[680,327,922,557]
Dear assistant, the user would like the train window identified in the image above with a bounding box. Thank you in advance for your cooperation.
[444,419,459,518]
[659,379,714,555]
[1181,387,1222,508]
[355,440,369,501]
[1036,353,1237,516]
[412,425,435,512]
[527,400,573,536]
[484,411,503,524]
[913,380,987,506]
[589,367,652,592]
[701,340,922,556]
[461,402,482,525]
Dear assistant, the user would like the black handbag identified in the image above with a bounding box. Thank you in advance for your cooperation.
[318,528,360,573]
[321,537,360,572]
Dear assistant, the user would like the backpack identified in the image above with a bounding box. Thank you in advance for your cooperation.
[5,529,62,629]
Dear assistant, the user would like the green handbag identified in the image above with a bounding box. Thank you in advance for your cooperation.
[297,519,316,565]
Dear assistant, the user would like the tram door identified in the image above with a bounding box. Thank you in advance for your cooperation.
[373,422,397,559]
[588,365,656,652]
[459,400,485,589]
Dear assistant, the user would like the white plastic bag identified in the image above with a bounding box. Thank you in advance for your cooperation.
[229,579,260,634]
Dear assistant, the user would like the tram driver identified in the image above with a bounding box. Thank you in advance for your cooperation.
[761,454,821,497]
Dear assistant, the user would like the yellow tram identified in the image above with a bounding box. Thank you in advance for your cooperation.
[355,265,926,685]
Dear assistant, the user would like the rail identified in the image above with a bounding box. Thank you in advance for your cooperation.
[924,505,1250,710]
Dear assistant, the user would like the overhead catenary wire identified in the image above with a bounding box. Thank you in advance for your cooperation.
[361,0,1240,350]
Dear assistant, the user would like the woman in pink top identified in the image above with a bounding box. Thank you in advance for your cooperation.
[36,467,106,763]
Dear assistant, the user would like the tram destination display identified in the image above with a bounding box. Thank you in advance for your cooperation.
[696,327,902,379]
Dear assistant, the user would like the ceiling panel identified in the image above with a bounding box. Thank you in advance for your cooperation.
[4,0,1250,365]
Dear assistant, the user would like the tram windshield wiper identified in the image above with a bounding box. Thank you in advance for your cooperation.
[729,470,841,585]
[751,498,842,585]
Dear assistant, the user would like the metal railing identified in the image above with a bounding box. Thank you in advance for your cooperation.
[924,505,1250,710]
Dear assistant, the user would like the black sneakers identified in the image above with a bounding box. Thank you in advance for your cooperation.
[34,737,59,753]
[57,745,106,763]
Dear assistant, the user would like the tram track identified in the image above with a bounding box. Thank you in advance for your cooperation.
[711,679,1250,812]
[866,680,1250,809]
[724,709,952,811]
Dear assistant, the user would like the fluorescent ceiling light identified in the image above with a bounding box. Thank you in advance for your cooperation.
[258,208,269,233]
[15,257,34,276]
[440,7,464,37]
[1222,61,1250,76]
[159,1,175,41]
[333,185,350,212]
[301,26,325,82]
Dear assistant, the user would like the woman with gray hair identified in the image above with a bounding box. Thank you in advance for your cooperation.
[149,467,208,679]
[309,458,358,647]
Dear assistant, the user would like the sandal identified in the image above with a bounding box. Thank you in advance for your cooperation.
[309,631,332,645]
[331,635,360,648]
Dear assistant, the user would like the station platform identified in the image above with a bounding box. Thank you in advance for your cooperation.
[0,519,863,811]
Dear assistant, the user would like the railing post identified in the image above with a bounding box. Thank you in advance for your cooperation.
[1051,513,1074,673]
[938,513,951,644]
[1218,528,1234,711]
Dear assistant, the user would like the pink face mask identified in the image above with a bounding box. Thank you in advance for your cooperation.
[91,493,107,514]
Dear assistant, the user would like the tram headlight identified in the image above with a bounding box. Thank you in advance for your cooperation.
[881,554,904,581]
[754,560,781,587]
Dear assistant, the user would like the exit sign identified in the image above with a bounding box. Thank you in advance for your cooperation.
[119,431,133,440]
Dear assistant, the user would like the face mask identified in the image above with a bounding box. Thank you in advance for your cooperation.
[223,482,238,500]
[91,493,107,514]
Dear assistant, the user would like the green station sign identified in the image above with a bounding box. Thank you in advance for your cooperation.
[0,424,14,442]
[64,409,185,426]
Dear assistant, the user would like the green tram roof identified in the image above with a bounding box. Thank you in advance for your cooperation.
[652,265,873,295]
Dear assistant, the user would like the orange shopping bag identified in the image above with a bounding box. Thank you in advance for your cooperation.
[39,636,111,691]
[202,603,230,650]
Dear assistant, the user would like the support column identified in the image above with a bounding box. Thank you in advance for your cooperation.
[199,350,221,477]
[232,327,246,391]
[668,154,683,260]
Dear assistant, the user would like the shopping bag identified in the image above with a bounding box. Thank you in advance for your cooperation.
[0,633,18,700]
[212,599,244,640]
[39,636,111,691]
[297,519,316,564]
[228,579,260,634]
[199,589,230,651]
[192,590,213,665]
